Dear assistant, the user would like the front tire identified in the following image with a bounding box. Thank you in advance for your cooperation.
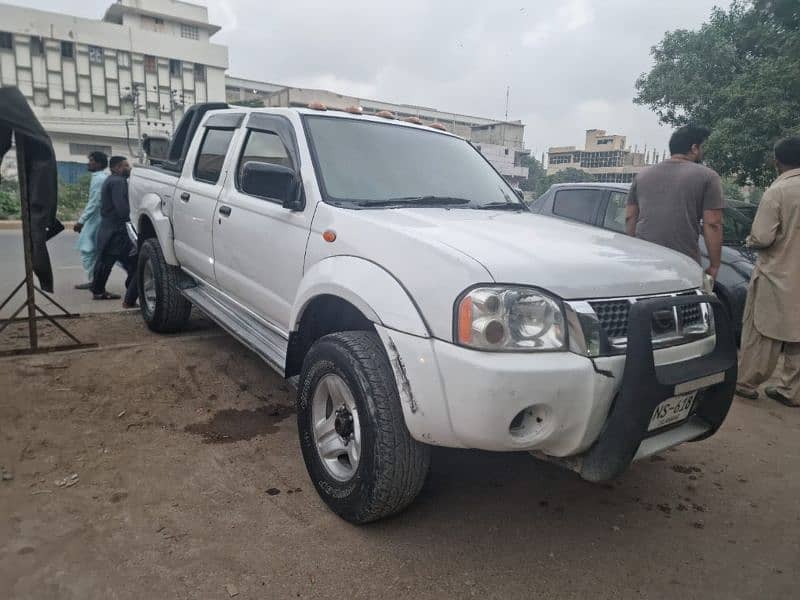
[297,331,430,524]
[137,238,191,333]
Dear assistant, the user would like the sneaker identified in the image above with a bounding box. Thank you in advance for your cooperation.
[765,387,799,407]
[735,385,759,400]
[74,282,93,290]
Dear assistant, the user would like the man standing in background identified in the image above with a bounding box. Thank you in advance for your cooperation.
[626,125,725,281]
[73,151,107,290]
[736,137,800,407]
[91,156,138,308]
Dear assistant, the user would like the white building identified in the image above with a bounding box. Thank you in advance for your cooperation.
[0,0,228,181]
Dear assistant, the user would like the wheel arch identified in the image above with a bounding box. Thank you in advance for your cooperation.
[133,199,179,266]
[285,256,430,377]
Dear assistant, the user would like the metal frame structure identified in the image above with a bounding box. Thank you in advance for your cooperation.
[0,137,95,357]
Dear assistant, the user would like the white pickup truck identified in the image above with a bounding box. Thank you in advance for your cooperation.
[129,103,737,523]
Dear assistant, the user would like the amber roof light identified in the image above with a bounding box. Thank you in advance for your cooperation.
[307,101,328,111]
[403,116,423,125]
[429,122,447,131]
[376,110,396,119]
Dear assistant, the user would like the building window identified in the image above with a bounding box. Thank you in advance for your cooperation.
[30,36,45,56]
[193,63,206,81]
[142,16,165,32]
[69,143,112,157]
[88,45,104,64]
[117,51,130,68]
[169,59,182,77]
[0,31,13,50]
[60,41,74,58]
[144,55,157,73]
[181,24,199,40]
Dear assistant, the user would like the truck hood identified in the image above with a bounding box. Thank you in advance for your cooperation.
[354,208,702,299]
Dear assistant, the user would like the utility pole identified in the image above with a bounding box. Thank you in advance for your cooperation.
[166,89,184,135]
[504,86,510,121]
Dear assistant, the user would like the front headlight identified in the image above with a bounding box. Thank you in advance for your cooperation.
[455,286,566,351]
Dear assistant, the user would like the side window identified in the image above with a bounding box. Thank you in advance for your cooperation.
[603,191,629,232]
[236,129,294,187]
[193,128,235,184]
[553,189,603,224]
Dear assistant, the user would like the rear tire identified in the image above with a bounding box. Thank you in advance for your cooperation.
[297,331,430,524]
[137,238,191,333]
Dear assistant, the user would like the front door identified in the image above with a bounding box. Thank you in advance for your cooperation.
[173,126,237,283]
[212,115,311,333]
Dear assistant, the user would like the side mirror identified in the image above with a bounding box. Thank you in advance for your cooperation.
[241,161,304,210]
[513,187,524,200]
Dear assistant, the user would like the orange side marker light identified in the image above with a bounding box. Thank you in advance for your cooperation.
[457,296,473,344]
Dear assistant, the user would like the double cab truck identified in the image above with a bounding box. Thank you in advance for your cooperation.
[128,103,737,523]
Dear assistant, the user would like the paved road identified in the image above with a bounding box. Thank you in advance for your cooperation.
[0,229,127,317]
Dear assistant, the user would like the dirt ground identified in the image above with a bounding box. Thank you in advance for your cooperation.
[1,312,798,600]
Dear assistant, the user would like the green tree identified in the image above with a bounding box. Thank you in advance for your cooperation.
[535,167,595,197]
[57,174,92,221]
[518,154,547,193]
[0,178,20,219]
[722,177,745,201]
[634,0,800,187]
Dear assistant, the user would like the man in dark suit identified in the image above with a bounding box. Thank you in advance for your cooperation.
[91,156,138,307]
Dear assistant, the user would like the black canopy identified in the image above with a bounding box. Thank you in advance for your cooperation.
[0,86,61,292]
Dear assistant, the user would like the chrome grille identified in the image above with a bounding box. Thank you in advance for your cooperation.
[589,299,630,339]
[573,290,711,353]
[678,292,703,326]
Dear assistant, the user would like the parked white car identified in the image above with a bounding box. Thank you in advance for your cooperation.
[128,103,737,523]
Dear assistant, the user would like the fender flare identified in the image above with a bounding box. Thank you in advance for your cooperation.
[291,256,429,338]
[134,193,179,266]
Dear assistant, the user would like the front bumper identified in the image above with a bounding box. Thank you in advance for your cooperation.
[376,294,737,480]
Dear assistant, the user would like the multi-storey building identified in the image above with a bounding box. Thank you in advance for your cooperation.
[547,129,651,183]
[0,0,228,181]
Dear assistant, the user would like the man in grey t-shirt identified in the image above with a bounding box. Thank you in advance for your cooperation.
[626,125,725,279]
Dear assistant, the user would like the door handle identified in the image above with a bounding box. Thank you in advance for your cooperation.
[218,205,232,217]
[180,192,190,202]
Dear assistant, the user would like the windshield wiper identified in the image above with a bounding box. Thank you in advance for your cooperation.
[474,201,526,211]
[355,195,472,208]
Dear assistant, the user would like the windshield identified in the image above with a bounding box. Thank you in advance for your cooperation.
[303,116,522,209]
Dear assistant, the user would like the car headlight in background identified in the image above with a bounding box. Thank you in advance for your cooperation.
[456,286,566,351]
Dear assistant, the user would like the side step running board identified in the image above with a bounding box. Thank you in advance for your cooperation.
[182,285,288,376]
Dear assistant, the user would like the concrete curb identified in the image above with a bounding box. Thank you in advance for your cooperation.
[0,220,77,230]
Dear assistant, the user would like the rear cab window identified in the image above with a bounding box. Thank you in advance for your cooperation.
[193,128,236,184]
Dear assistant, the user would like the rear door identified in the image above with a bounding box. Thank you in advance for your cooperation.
[551,187,606,225]
[212,113,312,333]
[172,113,243,283]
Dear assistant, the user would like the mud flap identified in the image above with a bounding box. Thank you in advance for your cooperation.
[576,294,737,482]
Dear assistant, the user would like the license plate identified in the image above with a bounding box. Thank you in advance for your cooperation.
[648,392,697,431]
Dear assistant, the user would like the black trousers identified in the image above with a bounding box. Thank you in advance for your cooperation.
[92,230,138,305]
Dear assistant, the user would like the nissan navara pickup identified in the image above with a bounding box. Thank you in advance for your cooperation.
[128,103,737,523]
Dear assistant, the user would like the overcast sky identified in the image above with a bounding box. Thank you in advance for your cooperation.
[14,0,722,157]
